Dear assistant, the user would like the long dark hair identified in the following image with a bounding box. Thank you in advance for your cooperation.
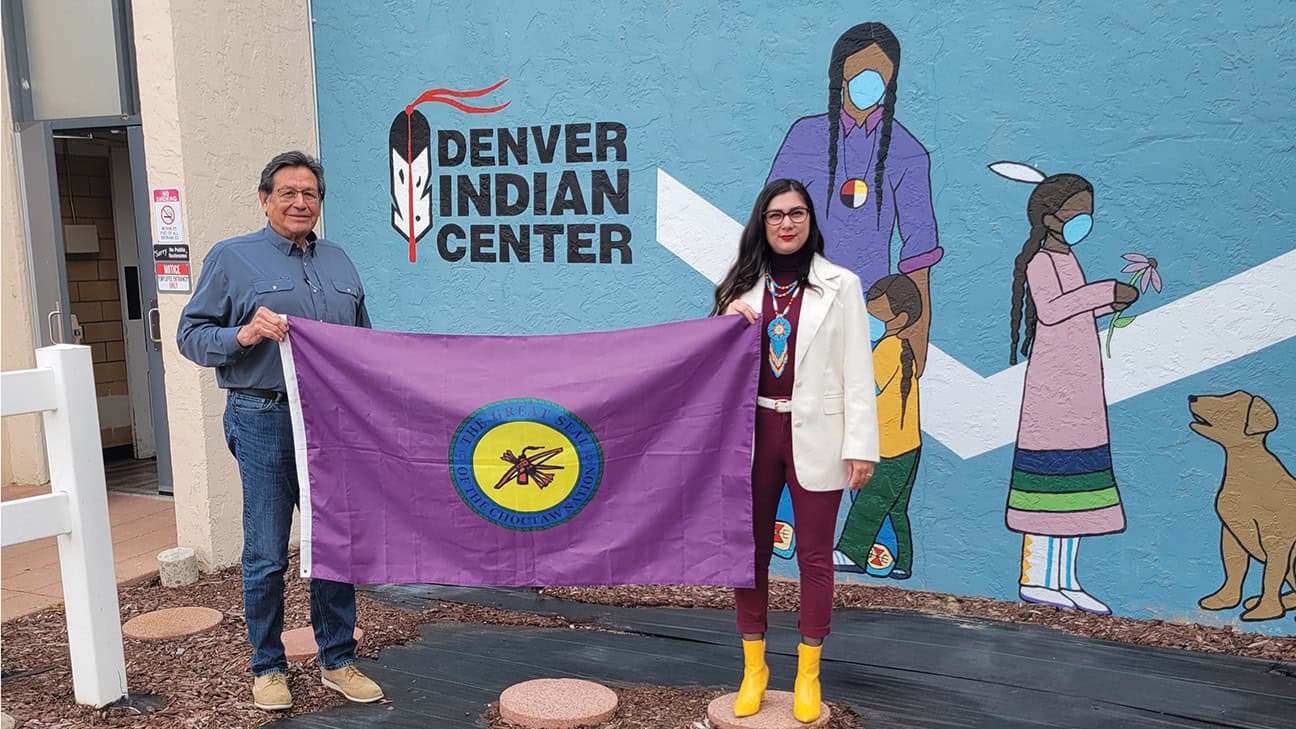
[712,179,826,316]
[1009,173,1094,364]
[827,23,900,223]
[868,274,923,428]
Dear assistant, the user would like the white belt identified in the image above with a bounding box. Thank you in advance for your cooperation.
[756,396,793,413]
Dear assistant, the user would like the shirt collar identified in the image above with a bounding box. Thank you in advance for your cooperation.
[841,107,885,138]
[264,224,317,255]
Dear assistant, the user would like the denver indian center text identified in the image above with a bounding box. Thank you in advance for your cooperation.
[433,122,631,265]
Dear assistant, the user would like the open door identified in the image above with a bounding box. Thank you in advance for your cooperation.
[15,121,72,347]
[126,125,174,494]
[110,138,154,459]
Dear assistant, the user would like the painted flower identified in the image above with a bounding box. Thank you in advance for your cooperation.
[1106,253,1167,358]
[1120,253,1163,293]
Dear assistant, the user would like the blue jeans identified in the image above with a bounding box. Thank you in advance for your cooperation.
[223,391,357,676]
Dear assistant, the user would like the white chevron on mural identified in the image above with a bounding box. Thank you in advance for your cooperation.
[656,168,1296,460]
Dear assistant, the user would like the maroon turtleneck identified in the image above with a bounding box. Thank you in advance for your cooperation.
[759,251,807,398]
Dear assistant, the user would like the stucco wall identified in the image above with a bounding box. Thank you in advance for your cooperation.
[309,1,1296,635]
[1,41,49,487]
[132,0,318,568]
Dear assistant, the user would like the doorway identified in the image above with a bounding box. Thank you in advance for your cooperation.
[15,122,173,494]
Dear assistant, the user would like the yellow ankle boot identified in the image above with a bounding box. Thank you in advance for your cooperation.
[793,642,822,722]
[733,638,769,717]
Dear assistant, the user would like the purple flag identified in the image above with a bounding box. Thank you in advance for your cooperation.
[281,315,759,587]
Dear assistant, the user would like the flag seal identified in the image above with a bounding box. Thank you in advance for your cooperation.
[449,398,604,531]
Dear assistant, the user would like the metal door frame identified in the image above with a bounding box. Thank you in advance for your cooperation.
[15,120,72,348]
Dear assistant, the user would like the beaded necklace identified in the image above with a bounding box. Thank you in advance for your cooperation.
[765,274,801,378]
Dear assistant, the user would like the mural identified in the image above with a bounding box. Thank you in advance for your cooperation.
[311,1,1296,636]
[387,80,632,268]
[1106,253,1163,358]
[767,22,940,579]
[990,161,1133,615]
[388,81,512,262]
[835,274,924,580]
[766,22,940,364]
[1190,392,1296,623]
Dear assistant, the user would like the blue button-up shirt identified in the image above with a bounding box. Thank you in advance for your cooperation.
[176,224,371,391]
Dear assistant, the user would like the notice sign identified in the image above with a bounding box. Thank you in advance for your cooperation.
[154,244,191,293]
[152,188,184,244]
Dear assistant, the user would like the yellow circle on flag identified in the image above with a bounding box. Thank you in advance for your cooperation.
[839,178,869,209]
[471,422,580,513]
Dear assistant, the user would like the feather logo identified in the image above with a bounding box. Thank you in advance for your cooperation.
[389,79,511,263]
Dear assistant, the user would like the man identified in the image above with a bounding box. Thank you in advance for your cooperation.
[177,151,381,711]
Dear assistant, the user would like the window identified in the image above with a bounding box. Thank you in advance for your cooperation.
[3,0,139,122]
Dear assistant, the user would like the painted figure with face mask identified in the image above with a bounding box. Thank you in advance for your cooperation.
[992,161,1139,615]
[835,274,925,580]
[767,22,942,374]
[766,23,940,579]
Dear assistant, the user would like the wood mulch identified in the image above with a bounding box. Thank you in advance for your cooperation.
[0,555,567,729]
[3,561,1290,729]
[482,686,865,729]
[543,581,1296,662]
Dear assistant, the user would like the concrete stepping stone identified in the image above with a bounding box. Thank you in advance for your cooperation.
[281,625,366,661]
[498,678,618,728]
[707,690,830,729]
[122,607,223,640]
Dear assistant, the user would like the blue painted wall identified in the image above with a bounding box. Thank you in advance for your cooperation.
[313,1,1296,635]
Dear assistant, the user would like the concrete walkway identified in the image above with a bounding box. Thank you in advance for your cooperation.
[1,476,176,621]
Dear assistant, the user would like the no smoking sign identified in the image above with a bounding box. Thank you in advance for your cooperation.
[152,188,184,244]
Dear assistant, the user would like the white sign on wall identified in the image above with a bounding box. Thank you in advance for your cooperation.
[151,188,184,244]
[150,189,190,293]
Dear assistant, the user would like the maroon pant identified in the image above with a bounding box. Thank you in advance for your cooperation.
[735,407,841,639]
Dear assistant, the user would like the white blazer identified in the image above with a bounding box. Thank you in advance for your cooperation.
[738,254,881,491]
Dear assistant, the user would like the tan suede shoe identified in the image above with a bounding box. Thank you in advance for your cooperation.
[321,664,384,703]
[252,672,292,711]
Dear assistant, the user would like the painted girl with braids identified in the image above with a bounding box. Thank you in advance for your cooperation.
[835,273,925,580]
[990,161,1139,615]
[768,22,942,375]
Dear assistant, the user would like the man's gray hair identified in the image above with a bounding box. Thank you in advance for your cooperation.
[258,151,326,200]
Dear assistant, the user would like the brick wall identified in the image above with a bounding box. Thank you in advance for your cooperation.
[56,147,131,449]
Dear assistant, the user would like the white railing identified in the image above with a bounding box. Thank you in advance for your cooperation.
[1,344,127,707]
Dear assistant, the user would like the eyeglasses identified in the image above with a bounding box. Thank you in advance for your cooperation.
[273,188,321,205]
[764,207,808,226]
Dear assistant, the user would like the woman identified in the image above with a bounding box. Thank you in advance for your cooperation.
[712,178,880,722]
[993,161,1138,615]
